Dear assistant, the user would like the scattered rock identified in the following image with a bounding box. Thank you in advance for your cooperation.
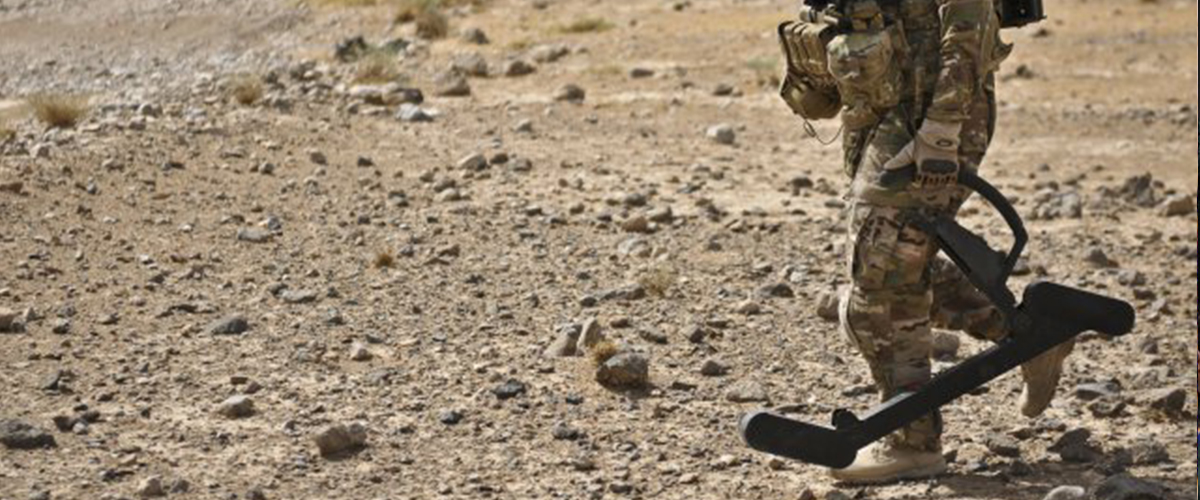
[932,332,961,361]
[757,282,794,299]
[725,380,769,403]
[501,59,536,77]
[461,27,489,44]
[1048,428,1102,462]
[815,290,841,322]
[0,420,56,450]
[545,323,582,357]
[706,124,736,145]
[456,153,488,171]
[554,84,586,103]
[313,423,368,457]
[491,380,527,400]
[451,53,489,77]
[396,103,434,122]
[1084,247,1118,268]
[1159,194,1194,217]
[236,228,273,243]
[575,319,604,352]
[208,315,250,335]
[433,70,471,97]
[216,395,255,419]
[438,410,464,425]
[596,352,650,388]
[699,359,728,377]
[137,476,165,498]
[1090,473,1167,500]
[349,343,372,361]
[1139,386,1187,417]
[0,308,21,333]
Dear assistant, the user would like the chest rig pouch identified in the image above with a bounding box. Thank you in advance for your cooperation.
[826,0,906,131]
[777,9,842,120]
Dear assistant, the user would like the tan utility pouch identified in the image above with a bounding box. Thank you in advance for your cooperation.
[777,20,842,121]
[826,24,903,130]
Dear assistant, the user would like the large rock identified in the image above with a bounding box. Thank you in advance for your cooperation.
[313,423,368,457]
[1090,473,1167,500]
[0,420,56,450]
[1159,194,1195,217]
[1042,486,1085,500]
[595,353,649,388]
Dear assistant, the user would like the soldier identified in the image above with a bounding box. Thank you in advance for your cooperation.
[812,0,1075,484]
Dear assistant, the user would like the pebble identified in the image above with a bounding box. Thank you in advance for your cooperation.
[554,84,586,103]
[595,352,650,388]
[451,53,489,77]
[396,103,434,122]
[699,359,728,377]
[815,291,840,322]
[216,395,255,419]
[433,70,471,97]
[725,380,769,403]
[1158,194,1194,217]
[706,124,736,145]
[461,27,490,44]
[1091,473,1167,500]
[137,476,165,498]
[575,318,604,353]
[456,153,488,171]
[236,228,272,243]
[501,59,536,77]
[349,343,372,361]
[313,423,368,457]
[931,332,961,360]
[208,315,250,335]
[544,323,582,357]
[438,410,464,425]
[491,380,527,400]
[0,308,20,333]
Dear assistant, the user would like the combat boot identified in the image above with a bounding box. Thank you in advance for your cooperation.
[1018,339,1075,417]
[828,441,947,484]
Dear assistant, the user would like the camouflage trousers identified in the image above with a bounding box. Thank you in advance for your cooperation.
[839,89,1006,452]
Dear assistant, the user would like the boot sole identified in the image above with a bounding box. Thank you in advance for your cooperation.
[829,461,948,485]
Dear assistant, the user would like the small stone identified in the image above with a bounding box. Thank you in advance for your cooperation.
[575,319,604,352]
[456,153,488,171]
[169,479,191,494]
[699,359,728,377]
[621,215,650,233]
[1140,387,1186,417]
[349,343,372,361]
[629,67,655,78]
[684,325,708,344]
[706,124,736,145]
[216,395,255,419]
[208,315,250,335]
[501,59,536,77]
[1084,247,1118,268]
[513,119,534,133]
[734,300,761,315]
[1041,486,1085,500]
[544,323,582,357]
[308,150,327,165]
[1048,428,1102,463]
[725,380,769,403]
[931,332,961,361]
[1128,439,1170,465]
[637,327,668,344]
[433,70,471,97]
[137,476,165,498]
[396,103,434,123]
[983,432,1021,458]
[757,283,794,299]
[50,318,71,334]
[595,352,650,388]
[0,308,21,333]
[1075,381,1121,401]
[236,228,272,243]
[554,84,586,103]
[1158,194,1194,217]
[0,420,56,450]
[438,410,464,425]
[461,27,489,44]
[451,53,489,77]
[550,422,582,441]
[280,289,318,304]
[491,380,527,400]
[815,291,841,322]
[313,423,368,457]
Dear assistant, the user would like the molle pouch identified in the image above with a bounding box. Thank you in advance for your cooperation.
[777,20,842,120]
[826,26,903,130]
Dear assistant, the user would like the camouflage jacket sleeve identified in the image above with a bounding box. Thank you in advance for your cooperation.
[927,0,997,123]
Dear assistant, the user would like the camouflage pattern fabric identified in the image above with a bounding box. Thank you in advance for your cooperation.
[836,0,1007,452]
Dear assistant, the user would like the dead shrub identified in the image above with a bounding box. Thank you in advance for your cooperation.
[27,94,89,129]
[637,265,678,297]
[590,340,621,367]
[373,249,397,269]
[353,52,402,84]
[229,74,264,106]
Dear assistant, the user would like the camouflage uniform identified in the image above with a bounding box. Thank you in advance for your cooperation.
[837,0,1011,452]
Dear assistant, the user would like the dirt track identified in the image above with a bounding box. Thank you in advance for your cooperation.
[1,0,1196,499]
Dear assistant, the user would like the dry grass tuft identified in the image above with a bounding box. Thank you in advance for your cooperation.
[353,52,402,84]
[27,94,89,129]
[0,120,14,142]
[373,249,397,269]
[590,340,621,367]
[414,7,449,39]
[637,265,678,297]
[229,74,264,106]
[559,17,615,34]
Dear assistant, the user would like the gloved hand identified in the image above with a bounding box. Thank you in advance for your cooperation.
[883,118,963,190]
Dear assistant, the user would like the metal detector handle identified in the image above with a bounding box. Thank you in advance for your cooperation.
[879,166,1028,278]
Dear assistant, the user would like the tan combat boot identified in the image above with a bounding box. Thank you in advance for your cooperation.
[829,441,947,485]
[1018,339,1076,418]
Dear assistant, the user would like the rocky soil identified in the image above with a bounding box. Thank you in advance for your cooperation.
[1,0,1197,499]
